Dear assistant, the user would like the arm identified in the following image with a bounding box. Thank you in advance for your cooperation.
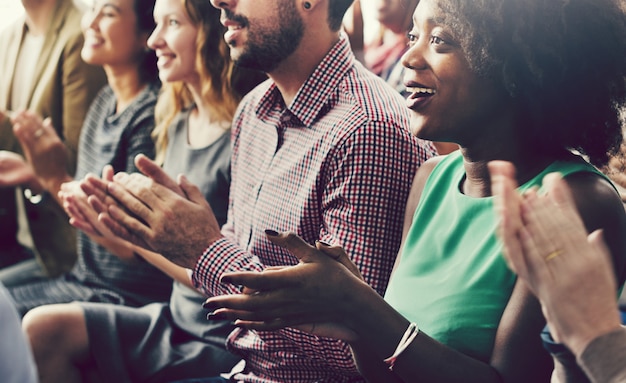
[490,161,626,383]
[11,111,72,198]
[100,117,431,298]
[206,161,553,382]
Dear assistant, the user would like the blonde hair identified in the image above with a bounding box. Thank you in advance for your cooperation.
[152,0,239,164]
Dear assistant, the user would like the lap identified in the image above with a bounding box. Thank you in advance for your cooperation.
[81,301,241,383]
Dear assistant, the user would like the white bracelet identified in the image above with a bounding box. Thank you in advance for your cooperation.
[383,322,419,371]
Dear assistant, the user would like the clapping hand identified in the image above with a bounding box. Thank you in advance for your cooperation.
[203,231,367,342]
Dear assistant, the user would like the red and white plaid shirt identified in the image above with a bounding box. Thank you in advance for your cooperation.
[193,35,436,382]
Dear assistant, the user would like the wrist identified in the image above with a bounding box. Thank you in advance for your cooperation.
[566,319,622,358]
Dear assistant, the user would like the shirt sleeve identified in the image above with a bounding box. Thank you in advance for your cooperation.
[192,115,435,298]
[577,327,626,383]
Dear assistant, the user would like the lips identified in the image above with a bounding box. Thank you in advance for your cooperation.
[405,84,436,110]
[83,34,104,47]
[156,52,175,68]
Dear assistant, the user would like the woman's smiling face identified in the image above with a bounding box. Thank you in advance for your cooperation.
[402,0,510,146]
[148,0,200,86]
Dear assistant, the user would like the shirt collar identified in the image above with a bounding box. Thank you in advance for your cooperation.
[255,33,355,128]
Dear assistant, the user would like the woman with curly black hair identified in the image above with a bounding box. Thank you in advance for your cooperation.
[203,0,626,382]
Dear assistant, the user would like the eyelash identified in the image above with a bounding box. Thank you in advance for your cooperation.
[406,33,447,46]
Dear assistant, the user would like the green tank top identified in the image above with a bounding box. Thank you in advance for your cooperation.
[384,151,605,362]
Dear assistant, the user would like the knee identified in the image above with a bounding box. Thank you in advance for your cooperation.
[23,304,87,356]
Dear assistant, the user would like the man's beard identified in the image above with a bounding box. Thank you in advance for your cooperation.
[225,2,304,73]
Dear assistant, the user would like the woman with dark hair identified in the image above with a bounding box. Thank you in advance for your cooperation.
[19,0,265,382]
[4,0,172,316]
[203,0,626,381]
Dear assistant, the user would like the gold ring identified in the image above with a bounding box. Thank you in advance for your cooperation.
[34,129,44,138]
[544,249,563,261]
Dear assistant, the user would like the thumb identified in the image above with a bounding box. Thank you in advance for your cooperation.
[101,164,114,181]
[135,154,184,196]
[265,231,319,263]
[588,229,614,269]
[178,174,207,205]
[315,240,363,280]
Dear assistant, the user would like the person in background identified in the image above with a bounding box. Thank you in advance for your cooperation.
[490,160,625,383]
[347,0,457,155]
[0,0,106,276]
[85,0,436,381]
[20,0,265,381]
[0,282,37,383]
[4,0,172,317]
[201,0,626,382]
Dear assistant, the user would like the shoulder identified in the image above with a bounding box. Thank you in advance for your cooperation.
[340,63,410,125]
[565,172,626,284]
[405,156,449,214]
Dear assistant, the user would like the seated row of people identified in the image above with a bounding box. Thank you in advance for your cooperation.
[0,0,625,382]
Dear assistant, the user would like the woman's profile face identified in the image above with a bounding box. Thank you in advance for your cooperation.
[80,0,146,68]
[148,0,199,86]
[402,0,508,145]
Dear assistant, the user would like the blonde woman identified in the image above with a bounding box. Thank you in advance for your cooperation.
[21,0,264,382]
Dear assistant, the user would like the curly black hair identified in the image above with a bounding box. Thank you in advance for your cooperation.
[435,0,626,166]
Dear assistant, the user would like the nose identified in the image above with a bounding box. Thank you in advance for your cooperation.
[81,9,99,31]
[210,0,235,10]
[147,25,163,50]
[401,39,428,72]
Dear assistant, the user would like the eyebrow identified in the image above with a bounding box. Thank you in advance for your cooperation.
[96,2,122,12]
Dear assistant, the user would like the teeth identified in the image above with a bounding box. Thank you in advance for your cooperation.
[406,87,436,94]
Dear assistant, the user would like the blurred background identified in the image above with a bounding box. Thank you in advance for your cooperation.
[0,0,380,40]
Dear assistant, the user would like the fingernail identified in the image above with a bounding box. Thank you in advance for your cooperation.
[265,229,279,237]
[317,239,333,247]
[220,275,233,284]
[202,300,217,310]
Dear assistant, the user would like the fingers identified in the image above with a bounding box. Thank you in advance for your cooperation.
[587,229,616,287]
[178,174,210,206]
[107,175,154,219]
[12,110,43,144]
[135,154,184,196]
[80,174,109,201]
[219,270,296,292]
[488,161,527,275]
[315,240,363,279]
[265,231,318,262]
[101,165,114,182]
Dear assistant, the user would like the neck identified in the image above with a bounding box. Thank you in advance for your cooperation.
[104,65,146,114]
[269,30,340,107]
[460,142,557,198]
[23,0,57,36]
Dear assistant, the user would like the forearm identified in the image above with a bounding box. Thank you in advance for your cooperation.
[192,236,266,297]
[134,247,194,289]
[345,284,501,383]
[43,174,73,205]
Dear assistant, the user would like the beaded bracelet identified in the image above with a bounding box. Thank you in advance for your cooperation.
[383,322,419,371]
